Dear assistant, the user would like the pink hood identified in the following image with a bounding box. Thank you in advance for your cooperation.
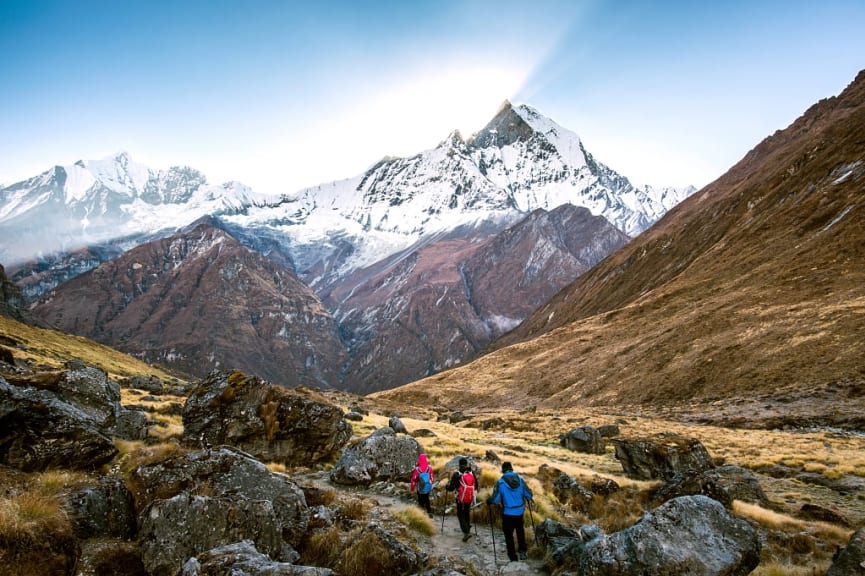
[417,453,429,470]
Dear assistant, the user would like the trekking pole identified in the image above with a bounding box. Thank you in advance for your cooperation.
[440,492,447,534]
[487,503,497,563]
[527,499,538,545]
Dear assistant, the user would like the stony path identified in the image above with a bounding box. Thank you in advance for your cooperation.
[426,503,549,575]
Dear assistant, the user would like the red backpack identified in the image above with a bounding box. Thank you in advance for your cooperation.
[457,471,476,504]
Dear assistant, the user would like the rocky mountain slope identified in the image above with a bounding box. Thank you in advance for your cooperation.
[332,204,630,394]
[376,70,865,429]
[31,218,346,389]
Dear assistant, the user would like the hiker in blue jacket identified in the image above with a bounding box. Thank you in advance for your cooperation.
[486,461,533,562]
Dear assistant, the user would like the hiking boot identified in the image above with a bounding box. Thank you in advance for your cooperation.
[462,533,472,542]
[518,551,528,560]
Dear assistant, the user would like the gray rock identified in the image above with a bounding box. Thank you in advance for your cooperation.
[826,527,865,576]
[329,428,423,485]
[613,433,713,481]
[654,465,768,508]
[389,414,408,434]
[0,376,118,471]
[552,473,594,512]
[579,496,760,575]
[139,494,286,576]
[182,370,351,466]
[180,539,333,576]
[560,426,605,455]
[131,446,309,547]
[65,477,137,540]
[344,411,364,421]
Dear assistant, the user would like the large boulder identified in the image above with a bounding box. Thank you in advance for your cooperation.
[131,446,309,547]
[0,376,118,471]
[182,371,351,466]
[139,494,289,576]
[577,496,760,575]
[612,433,713,481]
[560,426,605,454]
[180,540,334,575]
[653,465,768,508]
[329,427,423,486]
[0,362,147,442]
[826,527,865,576]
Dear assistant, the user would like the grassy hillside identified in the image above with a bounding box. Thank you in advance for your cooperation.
[0,314,181,383]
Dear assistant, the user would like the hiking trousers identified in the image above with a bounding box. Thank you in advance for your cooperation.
[501,513,527,561]
[417,492,432,515]
[455,501,472,534]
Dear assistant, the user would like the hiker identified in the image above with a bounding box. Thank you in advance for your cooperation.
[486,461,533,562]
[409,453,435,517]
[445,457,478,541]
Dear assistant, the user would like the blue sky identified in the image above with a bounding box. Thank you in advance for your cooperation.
[1,0,863,194]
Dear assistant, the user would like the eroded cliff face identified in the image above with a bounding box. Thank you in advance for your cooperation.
[331,203,629,394]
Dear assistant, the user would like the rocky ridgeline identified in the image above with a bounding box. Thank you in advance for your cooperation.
[1,360,863,575]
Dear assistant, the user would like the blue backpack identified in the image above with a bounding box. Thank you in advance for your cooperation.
[417,468,432,494]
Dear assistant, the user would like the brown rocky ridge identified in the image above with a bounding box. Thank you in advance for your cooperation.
[31,217,347,389]
[376,69,865,430]
[331,203,629,394]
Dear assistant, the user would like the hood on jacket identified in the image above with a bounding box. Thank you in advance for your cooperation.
[503,470,521,489]
[417,453,429,470]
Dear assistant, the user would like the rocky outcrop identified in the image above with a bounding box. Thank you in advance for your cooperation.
[182,371,351,466]
[0,263,27,321]
[329,428,423,486]
[131,447,309,543]
[653,465,768,508]
[1,362,147,442]
[826,527,865,576]
[132,446,310,575]
[612,433,713,481]
[560,426,605,454]
[541,495,760,575]
[180,540,334,575]
[140,493,289,576]
[0,376,118,471]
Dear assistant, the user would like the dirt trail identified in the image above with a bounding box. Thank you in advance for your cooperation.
[427,503,548,575]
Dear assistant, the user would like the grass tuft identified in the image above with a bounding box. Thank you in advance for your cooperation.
[393,505,436,536]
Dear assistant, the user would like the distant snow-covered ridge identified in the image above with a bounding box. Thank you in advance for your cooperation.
[0,102,694,280]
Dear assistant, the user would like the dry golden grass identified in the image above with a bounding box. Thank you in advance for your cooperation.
[0,491,71,548]
[393,505,436,536]
[337,529,400,576]
[113,440,188,476]
[300,526,344,568]
[0,315,177,383]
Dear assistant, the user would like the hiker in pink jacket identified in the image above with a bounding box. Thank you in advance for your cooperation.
[409,453,435,517]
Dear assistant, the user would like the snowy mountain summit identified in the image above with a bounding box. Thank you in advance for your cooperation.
[227,101,694,288]
[0,102,693,286]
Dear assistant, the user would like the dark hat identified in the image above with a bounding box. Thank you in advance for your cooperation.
[501,462,513,473]
[458,457,468,469]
